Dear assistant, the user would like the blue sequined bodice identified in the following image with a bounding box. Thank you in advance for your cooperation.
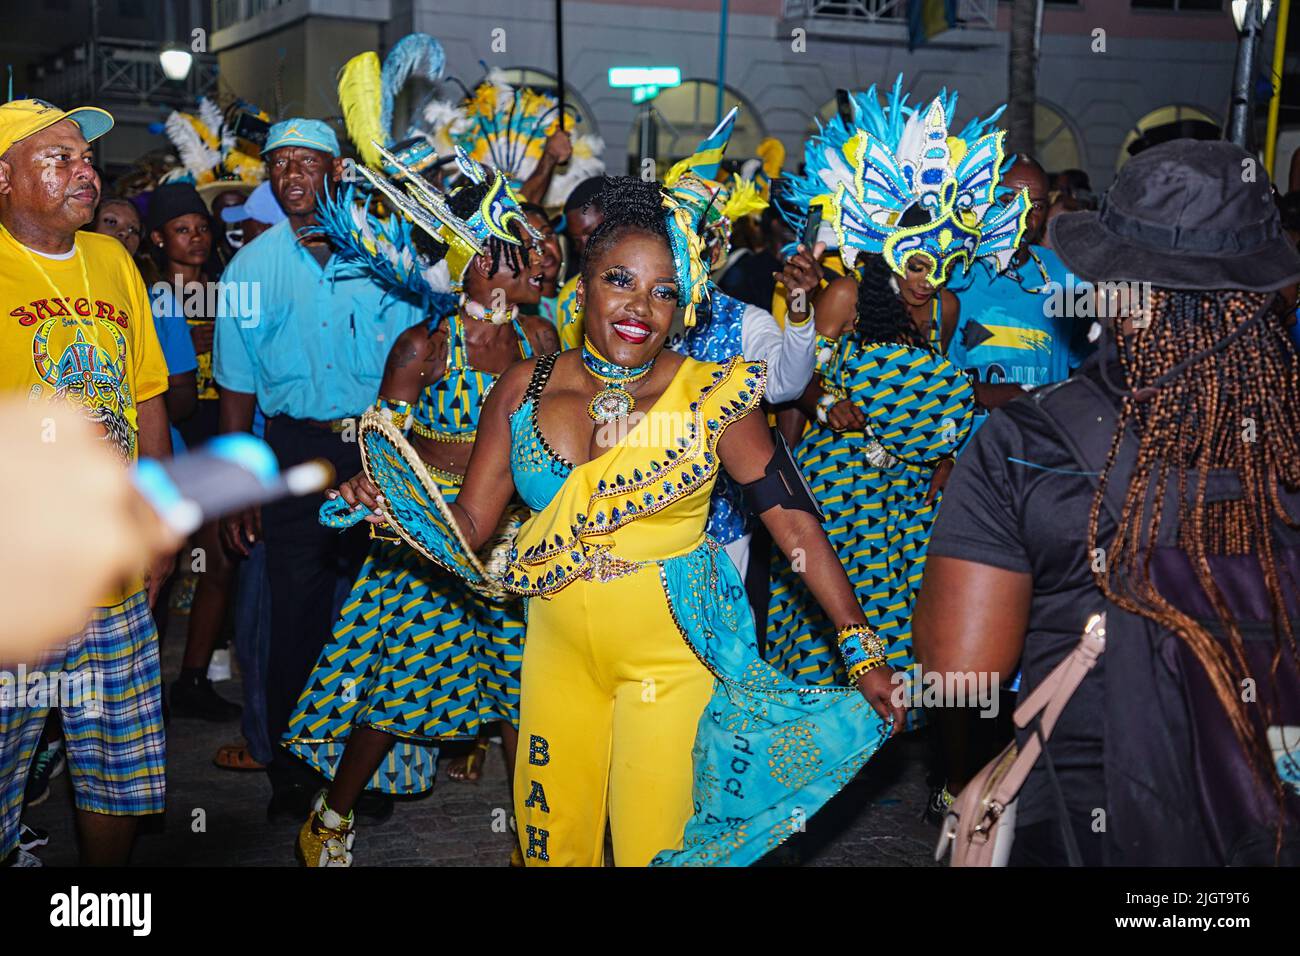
[508,351,572,512]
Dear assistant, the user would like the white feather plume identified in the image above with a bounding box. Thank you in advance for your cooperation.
[163,110,221,179]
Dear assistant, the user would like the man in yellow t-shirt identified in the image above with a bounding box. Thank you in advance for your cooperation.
[0,99,172,866]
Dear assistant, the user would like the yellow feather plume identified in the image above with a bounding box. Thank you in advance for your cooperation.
[663,156,696,189]
[720,177,768,222]
[338,51,385,168]
[184,112,219,150]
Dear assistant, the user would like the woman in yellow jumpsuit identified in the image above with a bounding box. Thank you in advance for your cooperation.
[340,176,905,865]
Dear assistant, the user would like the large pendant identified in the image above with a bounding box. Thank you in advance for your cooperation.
[588,386,635,423]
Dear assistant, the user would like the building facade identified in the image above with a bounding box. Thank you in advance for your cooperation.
[208,0,1266,190]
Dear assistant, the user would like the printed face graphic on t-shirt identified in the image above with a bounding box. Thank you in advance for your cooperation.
[10,295,135,457]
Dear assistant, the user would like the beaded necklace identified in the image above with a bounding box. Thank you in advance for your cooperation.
[461,293,518,326]
[581,335,655,423]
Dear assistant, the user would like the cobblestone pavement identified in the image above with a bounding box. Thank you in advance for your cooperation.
[23,612,941,868]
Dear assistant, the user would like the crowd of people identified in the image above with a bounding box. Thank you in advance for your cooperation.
[1,35,1298,869]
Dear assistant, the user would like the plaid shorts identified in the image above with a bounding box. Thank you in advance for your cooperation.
[0,590,165,858]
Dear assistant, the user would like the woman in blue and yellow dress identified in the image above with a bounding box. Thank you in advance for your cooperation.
[763,77,1030,699]
[335,173,908,866]
[282,150,558,866]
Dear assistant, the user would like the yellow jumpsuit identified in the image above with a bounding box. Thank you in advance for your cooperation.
[503,353,763,865]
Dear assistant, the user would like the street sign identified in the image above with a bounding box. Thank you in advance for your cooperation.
[608,66,681,89]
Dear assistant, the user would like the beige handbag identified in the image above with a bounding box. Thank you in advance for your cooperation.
[935,612,1107,867]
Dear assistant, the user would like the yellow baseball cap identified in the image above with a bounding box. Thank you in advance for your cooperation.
[0,98,114,159]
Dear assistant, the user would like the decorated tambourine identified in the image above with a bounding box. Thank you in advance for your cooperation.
[842,343,975,469]
[318,410,504,599]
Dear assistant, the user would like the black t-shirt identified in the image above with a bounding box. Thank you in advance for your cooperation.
[926,361,1119,829]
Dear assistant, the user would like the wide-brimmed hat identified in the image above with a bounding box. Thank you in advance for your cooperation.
[1050,139,1300,293]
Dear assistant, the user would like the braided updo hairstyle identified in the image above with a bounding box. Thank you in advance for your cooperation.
[407,176,533,279]
[1089,289,1300,815]
[579,176,674,283]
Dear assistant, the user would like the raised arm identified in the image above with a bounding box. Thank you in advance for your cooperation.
[717,408,905,730]
[787,276,864,430]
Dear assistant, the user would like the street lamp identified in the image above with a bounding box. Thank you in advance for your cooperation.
[1231,0,1273,29]
[159,43,193,82]
[1227,0,1273,149]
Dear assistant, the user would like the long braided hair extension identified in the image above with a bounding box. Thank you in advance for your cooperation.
[853,254,933,351]
[1087,288,1300,805]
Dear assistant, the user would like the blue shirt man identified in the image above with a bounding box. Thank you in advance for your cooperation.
[214,218,420,418]
[947,155,1092,436]
[949,245,1080,388]
[211,118,422,814]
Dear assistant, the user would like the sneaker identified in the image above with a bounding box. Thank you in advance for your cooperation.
[170,675,241,722]
[3,848,42,867]
[296,790,355,867]
[23,743,66,807]
[207,648,233,683]
[19,823,48,851]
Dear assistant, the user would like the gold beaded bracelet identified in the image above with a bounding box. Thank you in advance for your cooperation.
[847,656,889,683]
[837,623,888,661]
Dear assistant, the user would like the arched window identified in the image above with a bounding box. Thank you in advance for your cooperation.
[1034,100,1084,174]
[1117,105,1220,170]
[626,79,767,176]
[493,66,600,138]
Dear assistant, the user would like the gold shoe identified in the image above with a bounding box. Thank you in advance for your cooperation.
[296,790,355,867]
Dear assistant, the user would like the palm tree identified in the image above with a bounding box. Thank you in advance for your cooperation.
[1006,0,1041,157]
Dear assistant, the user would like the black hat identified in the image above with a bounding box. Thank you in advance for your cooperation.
[1049,139,1300,293]
[145,182,211,234]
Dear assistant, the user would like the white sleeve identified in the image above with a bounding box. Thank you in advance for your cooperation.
[739,303,816,403]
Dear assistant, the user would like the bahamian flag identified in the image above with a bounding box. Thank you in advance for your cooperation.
[907,0,958,50]
[677,106,738,182]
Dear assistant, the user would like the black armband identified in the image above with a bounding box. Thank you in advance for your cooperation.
[741,433,823,520]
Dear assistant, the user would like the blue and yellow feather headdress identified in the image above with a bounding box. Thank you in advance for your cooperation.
[662,107,768,268]
[314,145,541,303]
[775,75,1029,284]
[422,68,605,207]
[337,33,447,175]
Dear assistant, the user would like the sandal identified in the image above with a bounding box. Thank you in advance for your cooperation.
[446,739,491,782]
[213,742,265,771]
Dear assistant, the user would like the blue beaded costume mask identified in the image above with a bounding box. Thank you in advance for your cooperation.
[776,74,1030,284]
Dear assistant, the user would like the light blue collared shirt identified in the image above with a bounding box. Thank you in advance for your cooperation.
[213,220,423,420]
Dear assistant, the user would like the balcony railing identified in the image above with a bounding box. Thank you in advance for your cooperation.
[783,0,999,30]
[214,0,297,32]
[32,38,218,109]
